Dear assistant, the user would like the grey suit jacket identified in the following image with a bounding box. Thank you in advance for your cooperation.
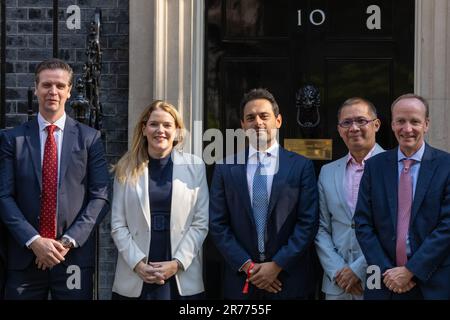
[315,144,384,295]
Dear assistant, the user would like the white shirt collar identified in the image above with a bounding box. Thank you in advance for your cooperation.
[248,141,279,163]
[398,141,425,163]
[38,112,66,132]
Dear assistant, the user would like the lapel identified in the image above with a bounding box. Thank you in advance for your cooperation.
[170,150,188,231]
[383,149,399,229]
[334,157,352,220]
[267,147,295,216]
[333,143,385,220]
[136,166,151,228]
[59,117,77,186]
[372,143,385,156]
[411,144,437,223]
[230,150,254,223]
[24,119,42,189]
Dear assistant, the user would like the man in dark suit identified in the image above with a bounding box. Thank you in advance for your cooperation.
[0,58,110,299]
[0,203,6,300]
[209,88,319,299]
[0,130,6,300]
[355,93,450,300]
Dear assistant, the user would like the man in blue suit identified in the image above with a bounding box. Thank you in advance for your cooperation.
[0,130,6,299]
[0,58,110,299]
[355,93,450,299]
[209,88,319,299]
[0,204,5,299]
[315,97,383,300]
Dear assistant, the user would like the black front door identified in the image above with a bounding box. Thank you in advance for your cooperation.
[205,0,414,164]
[204,0,415,299]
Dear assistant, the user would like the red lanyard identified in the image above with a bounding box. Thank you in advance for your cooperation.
[242,262,255,294]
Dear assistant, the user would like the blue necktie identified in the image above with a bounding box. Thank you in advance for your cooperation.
[252,157,269,257]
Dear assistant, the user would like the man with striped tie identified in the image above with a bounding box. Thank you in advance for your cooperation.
[355,94,450,299]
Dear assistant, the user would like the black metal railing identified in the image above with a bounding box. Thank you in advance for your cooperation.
[69,8,104,300]
[71,8,103,131]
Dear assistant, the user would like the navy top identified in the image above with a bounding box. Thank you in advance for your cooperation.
[141,154,173,299]
[148,154,173,261]
[122,154,204,301]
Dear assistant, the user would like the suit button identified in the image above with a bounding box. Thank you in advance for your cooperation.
[351,222,355,229]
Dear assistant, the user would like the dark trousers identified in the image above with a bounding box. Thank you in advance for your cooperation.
[232,257,310,300]
[0,258,5,300]
[4,261,94,300]
[112,278,205,300]
[390,286,423,300]
[237,286,308,300]
[0,222,6,300]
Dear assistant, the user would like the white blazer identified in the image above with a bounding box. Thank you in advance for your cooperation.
[111,150,209,297]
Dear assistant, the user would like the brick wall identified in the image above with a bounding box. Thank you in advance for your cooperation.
[3,0,128,299]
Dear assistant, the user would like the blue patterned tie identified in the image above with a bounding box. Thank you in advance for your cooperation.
[252,156,269,258]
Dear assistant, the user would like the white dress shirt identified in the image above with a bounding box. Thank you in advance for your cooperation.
[38,112,66,172]
[27,113,77,247]
[246,141,279,204]
[238,141,280,271]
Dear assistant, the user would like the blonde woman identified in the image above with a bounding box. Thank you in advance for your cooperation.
[111,100,208,300]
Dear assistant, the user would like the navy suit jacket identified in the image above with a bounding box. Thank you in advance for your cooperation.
[0,216,5,299]
[0,215,5,299]
[209,147,319,299]
[0,116,110,270]
[0,130,6,298]
[355,144,450,299]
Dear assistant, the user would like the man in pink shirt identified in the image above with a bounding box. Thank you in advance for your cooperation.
[315,97,384,299]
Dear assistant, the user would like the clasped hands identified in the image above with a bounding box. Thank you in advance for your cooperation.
[30,237,70,270]
[134,260,179,285]
[335,266,415,295]
[243,261,283,294]
[334,267,363,296]
[382,266,415,294]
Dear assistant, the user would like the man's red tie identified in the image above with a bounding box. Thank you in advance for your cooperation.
[396,159,414,266]
[39,124,58,239]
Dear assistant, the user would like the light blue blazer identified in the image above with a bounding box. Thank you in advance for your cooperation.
[314,144,384,295]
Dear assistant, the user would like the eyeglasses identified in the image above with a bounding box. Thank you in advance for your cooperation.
[338,118,377,128]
